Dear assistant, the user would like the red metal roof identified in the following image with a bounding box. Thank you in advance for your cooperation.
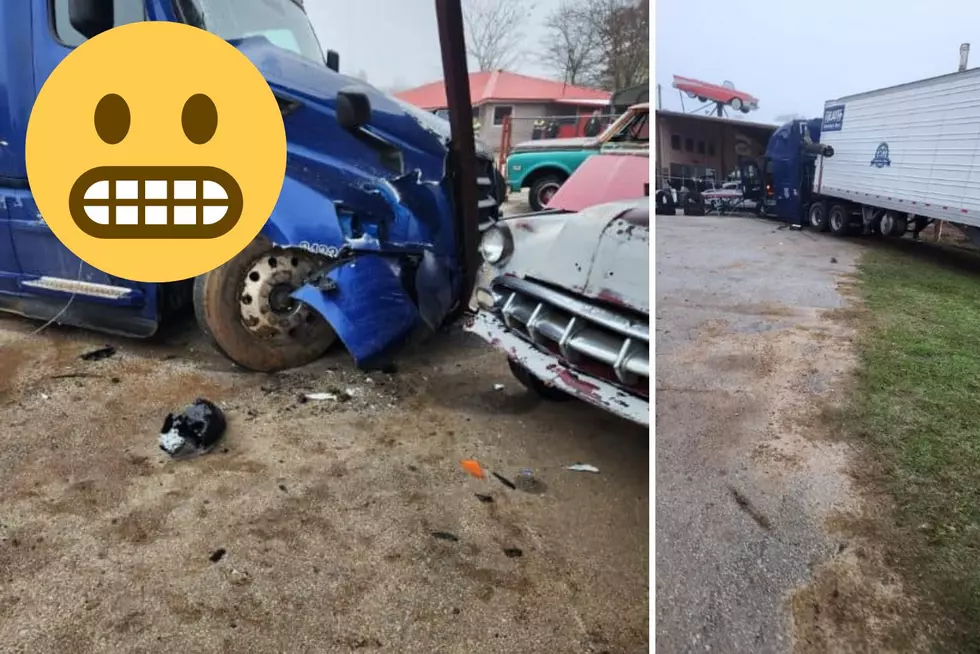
[395,70,611,110]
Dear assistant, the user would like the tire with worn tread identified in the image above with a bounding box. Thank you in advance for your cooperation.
[193,236,337,372]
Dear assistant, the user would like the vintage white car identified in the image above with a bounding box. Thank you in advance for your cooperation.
[464,157,649,426]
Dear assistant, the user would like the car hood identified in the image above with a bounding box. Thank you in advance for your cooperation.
[510,136,600,154]
[500,200,649,313]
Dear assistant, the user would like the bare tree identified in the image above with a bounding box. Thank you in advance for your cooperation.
[563,0,648,91]
[463,0,533,72]
[542,1,602,85]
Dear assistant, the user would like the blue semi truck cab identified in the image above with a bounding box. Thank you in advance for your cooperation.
[0,0,500,371]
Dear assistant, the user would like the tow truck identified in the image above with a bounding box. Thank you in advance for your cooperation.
[1,0,495,372]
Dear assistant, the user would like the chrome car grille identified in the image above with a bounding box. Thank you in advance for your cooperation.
[476,157,502,230]
[491,276,649,391]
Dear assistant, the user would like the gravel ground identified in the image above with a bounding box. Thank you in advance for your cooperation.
[0,201,648,653]
[655,216,872,652]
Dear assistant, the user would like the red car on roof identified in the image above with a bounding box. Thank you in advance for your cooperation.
[672,75,759,113]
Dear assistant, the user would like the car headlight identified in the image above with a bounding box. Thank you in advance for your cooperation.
[479,224,514,265]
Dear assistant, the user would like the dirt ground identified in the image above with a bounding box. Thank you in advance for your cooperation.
[655,216,924,653]
[0,228,648,653]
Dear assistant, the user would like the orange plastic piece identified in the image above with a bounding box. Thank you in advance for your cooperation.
[460,459,486,479]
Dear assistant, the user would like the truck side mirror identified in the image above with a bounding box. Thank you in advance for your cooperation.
[336,89,371,130]
[326,50,340,73]
[68,0,115,39]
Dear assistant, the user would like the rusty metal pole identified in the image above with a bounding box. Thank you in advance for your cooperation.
[434,0,481,312]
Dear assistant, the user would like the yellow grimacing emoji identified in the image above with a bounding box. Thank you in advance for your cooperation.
[26,20,287,283]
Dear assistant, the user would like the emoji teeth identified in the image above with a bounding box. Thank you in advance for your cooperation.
[80,177,231,227]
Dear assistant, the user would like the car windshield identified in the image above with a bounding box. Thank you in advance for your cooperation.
[174,0,325,66]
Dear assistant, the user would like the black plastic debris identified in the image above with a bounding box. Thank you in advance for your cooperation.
[79,345,116,361]
[491,472,516,490]
[159,398,227,460]
[209,548,226,563]
[475,494,494,504]
[503,547,523,558]
[831,257,838,264]
[431,531,459,542]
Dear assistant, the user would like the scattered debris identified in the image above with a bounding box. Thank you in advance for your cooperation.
[515,468,548,494]
[503,547,523,558]
[278,484,287,492]
[491,471,516,490]
[111,377,121,384]
[304,388,355,402]
[40,393,49,400]
[158,398,227,460]
[431,531,459,542]
[493,383,505,391]
[49,373,101,381]
[460,459,486,480]
[475,493,494,503]
[565,463,600,473]
[727,484,771,530]
[79,345,116,362]
[830,256,838,263]
[209,548,226,563]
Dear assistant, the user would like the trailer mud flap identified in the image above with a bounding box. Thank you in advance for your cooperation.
[291,255,420,368]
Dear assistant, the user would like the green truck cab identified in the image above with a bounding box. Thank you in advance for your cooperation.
[506,103,649,211]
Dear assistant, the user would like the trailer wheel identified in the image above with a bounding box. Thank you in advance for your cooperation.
[808,201,829,232]
[880,212,908,237]
[193,236,338,372]
[828,204,853,236]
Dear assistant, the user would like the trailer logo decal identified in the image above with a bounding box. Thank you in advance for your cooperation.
[822,104,845,132]
[871,143,891,168]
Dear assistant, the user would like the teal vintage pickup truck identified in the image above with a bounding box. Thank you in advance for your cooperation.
[506,103,649,211]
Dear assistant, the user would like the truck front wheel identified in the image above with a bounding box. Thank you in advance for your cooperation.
[808,201,829,232]
[194,236,338,372]
[828,204,854,237]
[529,174,565,212]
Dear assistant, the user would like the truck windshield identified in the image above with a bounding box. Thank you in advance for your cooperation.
[174,0,325,66]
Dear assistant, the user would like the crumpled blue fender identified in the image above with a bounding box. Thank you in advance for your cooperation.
[291,255,420,368]
[260,176,346,251]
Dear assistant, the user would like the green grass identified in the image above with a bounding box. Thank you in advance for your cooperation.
[846,244,980,647]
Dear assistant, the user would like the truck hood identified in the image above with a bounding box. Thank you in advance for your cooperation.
[500,200,649,313]
[231,37,448,161]
[510,136,600,154]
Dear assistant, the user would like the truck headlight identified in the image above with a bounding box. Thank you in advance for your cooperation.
[479,224,514,265]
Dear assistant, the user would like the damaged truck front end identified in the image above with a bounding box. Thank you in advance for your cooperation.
[192,3,495,372]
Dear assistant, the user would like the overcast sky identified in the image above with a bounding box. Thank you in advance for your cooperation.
[304,0,562,91]
[656,0,979,124]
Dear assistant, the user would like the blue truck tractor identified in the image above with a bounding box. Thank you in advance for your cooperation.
[0,0,499,371]
[738,118,833,226]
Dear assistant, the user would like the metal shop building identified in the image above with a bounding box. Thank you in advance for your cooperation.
[655,110,777,185]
